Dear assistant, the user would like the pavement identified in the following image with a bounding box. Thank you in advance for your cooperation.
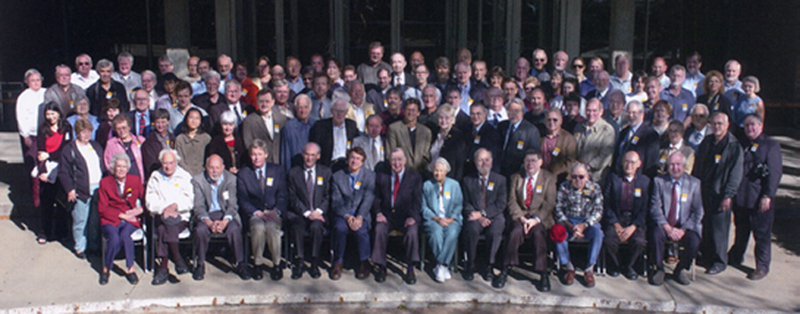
[1,131,799,314]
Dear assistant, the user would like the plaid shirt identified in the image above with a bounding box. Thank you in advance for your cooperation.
[554,180,604,226]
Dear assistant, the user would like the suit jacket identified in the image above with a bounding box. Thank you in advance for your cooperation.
[125,110,155,138]
[331,167,376,228]
[287,164,332,219]
[736,133,782,209]
[585,87,613,109]
[542,129,578,182]
[464,122,502,177]
[461,172,507,220]
[372,169,423,226]
[613,122,660,178]
[365,89,387,114]
[141,132,175,181]
[420,178,463,226]
[241,110,288,165]
[204,133,248,171]
[445,82,486,107]
[236,163,287,218]
[393,71,417,90]
[346,102,376,127]
[692,132,744,209]
[352,134,385,172]
[209,103,256,135]
[574,118,616,183]
[58,140,105,201]
[192,170,241,225]
[386,121,433,172]
[436,128,469,181]
[603,173,650,229]
[507,170,557,229]
[649,173,704,234]
[497,120,541,177]
[308,118,360,167]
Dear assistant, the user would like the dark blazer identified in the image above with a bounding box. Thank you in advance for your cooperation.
[86,80,130,116]
[613,122,660,178]
[523,110,547,135]
[208,103,257,135]
[204,133,248,171]
[365,89,388,114]
[125,110,155,138]
[392,71,417,90]
[241,110,288,165]
[736,133,782,209]
[141,132,175,181]
[497,120,541,177]
[461,172,508,220]
[372,169,423,226]
[331,167,376,228]
[58,141,105,201]
[286,164,332,218]
[192,92,226,112]
[692,132,744,209]
[236,163,287,218]
[696,93,733,118]
[437,128,469,181]
[96,122,114,148]
[191,170,241,225]
[464,122,503,177]
[603,173,650,229]
[649,173,704,234]
[445,82,486,106]
[507,170,558,228]
[308,118,360,167]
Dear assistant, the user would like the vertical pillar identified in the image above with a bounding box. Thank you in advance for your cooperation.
[445,0,455,60]
[492,0,505,68]
[390,0,404,54]
[164,0,191,49]
[290,0,298,58]
[476,0,484,60]
[275,0,285,64]
[558,0,581,61]
[216,0,238,57]
[332,0,348,60]
[505,0,522,71]
[609,0,635,68]
[457,0,468,51]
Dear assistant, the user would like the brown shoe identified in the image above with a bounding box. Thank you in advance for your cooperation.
[563,270,575,285]
[356,261,371,280]
[748,269,767,281]
[330,263,343,280]
[584,271,595,288]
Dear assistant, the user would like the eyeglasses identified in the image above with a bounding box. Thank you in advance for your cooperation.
[534,59,546,62]
[571,174,586,180]
[572,64,585,69]
[78,62,91,66]
[691,114,708,118]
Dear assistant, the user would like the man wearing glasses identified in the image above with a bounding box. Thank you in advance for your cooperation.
[71,53,99,90]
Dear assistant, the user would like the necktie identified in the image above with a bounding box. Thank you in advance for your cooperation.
[306,169,315,209]
[504,124,516,150]
[480,177,487,211]
[233,105,243,124]
[494,113,500,122]
[393,173,401,206]
[372,138,379,166]
[524,177,533,208]
[258,169,266,194]
[667,181,678,227]
[138,113,146,136]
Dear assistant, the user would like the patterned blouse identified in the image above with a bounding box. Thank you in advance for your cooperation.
[554,180,604,226]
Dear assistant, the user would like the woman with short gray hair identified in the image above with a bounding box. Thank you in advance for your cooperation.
[420,157,463,282]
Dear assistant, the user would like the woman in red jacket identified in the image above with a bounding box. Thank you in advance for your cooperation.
[97,152,144,285]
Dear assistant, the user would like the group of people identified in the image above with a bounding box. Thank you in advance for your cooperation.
[15,42,782,291]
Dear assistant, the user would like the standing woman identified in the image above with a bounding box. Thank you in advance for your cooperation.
[58,119,104,258]
[16,69,46,207]
[429,104,467,181]
[733,76,765,127]
[253,56,272,91]
[104,115,146,181]
[421,158,463,283]
[36,102,73,244]
[95,99,123,149]
[141,109,175,180]
[327,59,345,91]
[175,108,211,175]
[97,153,145,285]
[205,111,246,174]
[696,70,733,118]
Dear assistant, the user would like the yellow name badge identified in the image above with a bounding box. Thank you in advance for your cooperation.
[535,185,543,193]
[354,181,362,190]
[680,193,688,203]
[317,176,324,186]
[174,183,179,187]
[468,99,474,105]
[634,188,642,197]
[266,177,274,186]
[751,143,759,152]
[474,135,481,144]
[660,155,667,164]
[552,147,561,156]
[70,100,75,108]
[347,141,352,149]
[274,124,280,133]
[444,191,451,200]
[106,91,113,99]
[243,110,248,115]
[172,102,177,107]
[222,191,230,200]
[632,136,639,144]
[380,146,385,151]
[487,182,495,191]
[714,103,720,111]
[583,189,590,195]
[682,103,688,111]
[714,154,722,164]
[517,140,524,150]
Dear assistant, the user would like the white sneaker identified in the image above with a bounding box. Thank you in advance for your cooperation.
[434,265,446,282]
[444,265,452,280]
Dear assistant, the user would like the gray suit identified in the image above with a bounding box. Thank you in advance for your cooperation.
[191,170,245,266]
[386,121,432,173]
[649,173,704,270]
[331,167,376,263]
[241,110,288,165]
[352,134,385,171]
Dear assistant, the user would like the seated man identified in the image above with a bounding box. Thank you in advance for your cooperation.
[146,149,195,285]
[649,152,703,286]
[553,162,604,288]
[330,147,375,280]
[461,148,507,283]
[286,142,331,279]
[495,149,556,291]
[237,139,287,281]
[191,154,249,281]
[603,151,650,280]
[371,148,423,284]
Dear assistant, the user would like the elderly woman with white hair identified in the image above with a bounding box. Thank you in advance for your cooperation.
[205,110,247,174]
[428,104,467,181]
[421,157,463,282]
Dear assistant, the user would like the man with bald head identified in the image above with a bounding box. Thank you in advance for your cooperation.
[309,99,360,171]
[530,49,551,82]
[217,54,234,85]
[576,98,616,183]
[610,53,632,94]
[651,57,670,89]
[613,100,660,178]
[345,80,375,132]
[44,64,87,116]
[514,57,531,98]
[660,65,696,123]
[603,89,627,133]
[191,154,248,281]
[722,60,744,102]
[281,94,315,170]
[390,53,416,89]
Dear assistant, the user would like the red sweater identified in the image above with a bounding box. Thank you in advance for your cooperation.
[98,174,144,228]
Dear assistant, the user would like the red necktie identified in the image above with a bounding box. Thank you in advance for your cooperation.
[667,181,678,226]
[393,173,400,206]
[138,113,146,136]
[524,177,533,208]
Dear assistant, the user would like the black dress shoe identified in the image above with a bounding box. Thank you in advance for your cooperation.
[252,265,264,280]
[375,266,387,283]
[99,272,110,285]
[271,267,283,281]
[538,272,551,292]
[151,268,169,285]
[492,268,510,288]
[235,263,251,281]
[624,267,638,281]
[608,269,620,277]
[482,266,494,282]
[649,269,665,286]
[405,267,416,285]
[126,272,139,285]
[748,269,767,281]
[462,268,475,281]
[705,263,726,275]
[193,265,205,281]
[75,251,86,260]
[175,263,190,275]
[309,264,321,279]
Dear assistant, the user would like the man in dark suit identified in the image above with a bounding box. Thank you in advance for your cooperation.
[442,86,479,134]
[127,89,155,138]
[497,98,541,177]
[330,147,375,280]
[465,102,502,177]
[308,99,359,172]
[209,79,256,135]
[603,151,650,280]
[285,142,331,279]
[242,89,288,164]
[371,148,422,284]
[237,139,287,281]
[613,100,660,178]
[390,53,417,90]
[446,61,486,116]
[729,114,783,280]
[649,152,704,286]
[692,112,743,275]
[494,149,557,291]
[191,154,249,281]
[461,148,507,282]
[584,71,613,109]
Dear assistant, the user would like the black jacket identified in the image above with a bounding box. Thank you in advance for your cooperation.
[58,141,105,201]
[693,132,744,209]
[603,173,650,229]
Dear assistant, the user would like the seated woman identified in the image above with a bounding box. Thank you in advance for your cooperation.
[421,157,463,283]
[659,120,695,174]
[204,111,247,174]
[98,153,145,285]
[175,107,211,175]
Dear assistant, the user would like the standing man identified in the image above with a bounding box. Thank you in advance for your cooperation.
[613,100,660,178]
[530,49,551,82]
[448,61,485,115]
[111,52,142,102]
[242,89,288,164]
[683,52,704,97]
[390,53,416,89]
[371,148,423,284]
[485,87,508,127]
[540,109,577,183]
[345,81,375,132]
[71,53,99,90]
[86,59,130,117]
[237,139,287,281]
[285,143,331,279]
[357,41,393,85]
[308,99,360,171]
[497,98,541,177]
[651,57,670,90]
[722,60,744,102]
[464,103,502,177]
[575,98,616,183]
[728,114,782,280]
[610,54,632,94]
[693,112,743,275]
[126,89,155,138]
[386,99,432,173]
[352,115,386,171]
[660,65,696,124]
[44,65,87,116]
[280,94,315,170]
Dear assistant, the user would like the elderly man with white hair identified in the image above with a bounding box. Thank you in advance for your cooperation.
[111,52,142,101]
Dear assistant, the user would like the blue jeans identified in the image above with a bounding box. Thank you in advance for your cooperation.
[71,184,98,252]
[555,217,604,269]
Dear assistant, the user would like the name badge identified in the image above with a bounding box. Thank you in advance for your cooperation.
[714,154,721,164]
[714,103,720,111]
[64,133,70,141]
[681,193,688,203]
[274,124,280,133]
[681,103,688,111]
[106,91,113,99]
[88,146,93,151]
[517,140,524,150]
[474,135,481,144]
[222,191,230,200]
[317,177,324,186]
[380,146,385,152]
[347,141,352,149]
[487,182,495,191]
[634,188,642,197]
[583,189,590,195]
[444,191,451,200]
[632,136,639,145]
[552,147,560,156]
[660,155,667,164]
[266,177,274,186]
[354,181,361,190]
[535,185,543,193]
[468,99,474,105]
[243,110,248,115]
[751,143,758,152]
[70,100,75,108]
[174,183,180,187]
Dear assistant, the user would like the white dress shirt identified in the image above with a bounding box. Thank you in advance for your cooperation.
[332,123,348,161]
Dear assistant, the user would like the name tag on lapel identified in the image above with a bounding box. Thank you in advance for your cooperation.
[714,154,721,164]
[444,191,451,200]
[222,191,230,200]
[535,185,543,193]
[354,181,362,190]
[751,143,758,152]
[552,147,560,156]
[347,141,352,149]
[474,136,481,144]
[634,188,642,197]
[632,136,639,145]
[317,177,324,185]
[274,124,281,133]
[517,141,524,150]
[487,182,495,191]
[681,193,688,203]
[266,177,274,186]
